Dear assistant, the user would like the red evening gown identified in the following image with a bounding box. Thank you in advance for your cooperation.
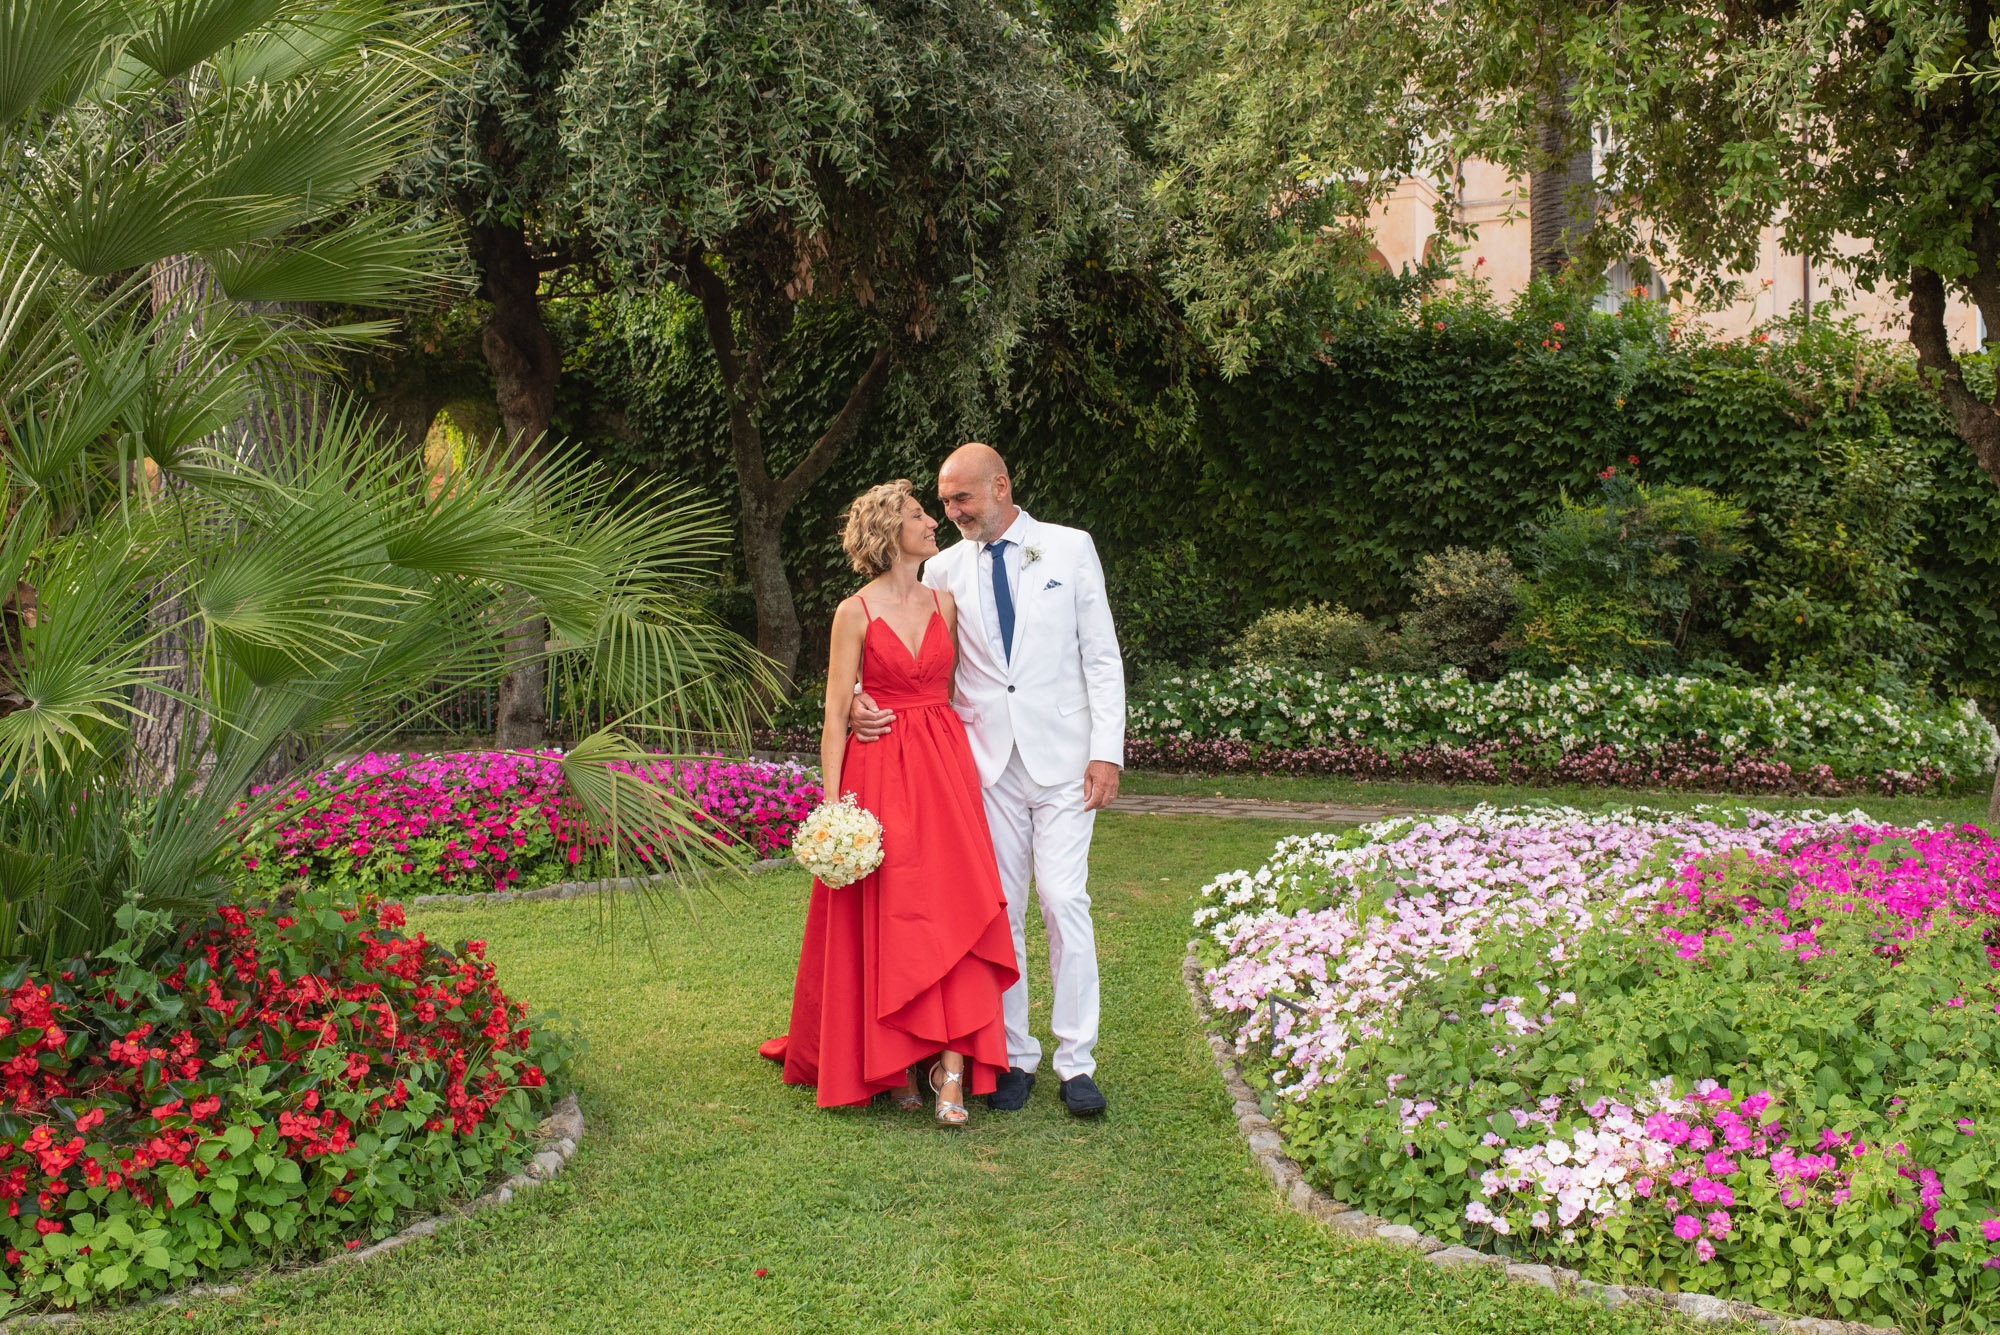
[758,602,1018,1107]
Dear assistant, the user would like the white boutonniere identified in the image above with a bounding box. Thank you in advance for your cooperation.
[1023,545,1044,567]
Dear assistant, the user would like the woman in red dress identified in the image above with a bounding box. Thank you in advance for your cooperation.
[759,480,1018,1123]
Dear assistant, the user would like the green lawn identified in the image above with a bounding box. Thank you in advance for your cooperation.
[1122,769,1996,828]
[80,815,1681,1335]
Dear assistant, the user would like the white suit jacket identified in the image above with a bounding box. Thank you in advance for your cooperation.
[923,510,1125,789]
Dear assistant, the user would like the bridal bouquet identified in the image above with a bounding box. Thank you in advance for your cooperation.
[792,793,885,888]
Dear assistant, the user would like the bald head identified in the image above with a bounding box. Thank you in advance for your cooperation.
[937,442,1018,543]
[941,441,1008,487]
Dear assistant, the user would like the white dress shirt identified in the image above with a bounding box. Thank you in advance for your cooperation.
[976,509,1031,664]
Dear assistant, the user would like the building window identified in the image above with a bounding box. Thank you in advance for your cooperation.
[1596,259,1666,313]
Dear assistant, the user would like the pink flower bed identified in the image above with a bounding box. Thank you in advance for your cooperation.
[1660,823,2000,968]
[1197,806,2000,1324]
[241,751,819,897]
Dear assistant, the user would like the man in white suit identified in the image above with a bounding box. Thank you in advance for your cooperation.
[851,443,1122,1115]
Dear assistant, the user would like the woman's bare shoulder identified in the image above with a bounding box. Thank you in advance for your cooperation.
[831,594,873,629]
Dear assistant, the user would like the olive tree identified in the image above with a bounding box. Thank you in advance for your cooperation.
[561,0,1136,684]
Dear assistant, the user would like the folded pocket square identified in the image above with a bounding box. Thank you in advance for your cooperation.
[1043,579,1062,589]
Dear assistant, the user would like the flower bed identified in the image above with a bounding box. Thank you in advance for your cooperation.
[0,897,575,1310]
[240,752,820,899]
[1128,737,1952,795]
[1195,806,2000,1326]
[1136,666,1998,783]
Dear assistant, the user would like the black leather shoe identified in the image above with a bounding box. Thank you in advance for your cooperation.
[988,1066,1035,1111]
[1059,1073,1107,1116]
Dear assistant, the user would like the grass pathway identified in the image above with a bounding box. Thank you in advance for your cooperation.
[1121,771,1994,829]
[90,816,1675,1334]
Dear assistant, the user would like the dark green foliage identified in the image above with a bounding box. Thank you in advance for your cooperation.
[1197,287,2000,700]
[1103,540,1248,679]
[549,278,1205,676]
[1230,603,1430,675]
[548,293,952,667]
[1732,419,1940,692]
[403,0,594,228]
[550,275,2000,699]
[1402,547,1518,680]
[1513,474,1748,675]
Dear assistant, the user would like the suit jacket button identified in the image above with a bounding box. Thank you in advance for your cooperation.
[1007,685,1015,693]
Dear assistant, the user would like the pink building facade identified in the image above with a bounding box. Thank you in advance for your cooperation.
[1365,159,1987,351]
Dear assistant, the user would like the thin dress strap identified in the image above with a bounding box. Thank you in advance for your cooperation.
[856,594,871,620]
[929,588,941,613]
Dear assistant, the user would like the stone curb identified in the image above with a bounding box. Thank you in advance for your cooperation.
[0,1094,586,1329]
[404,857,793,911]
[1180,950,1891,1335]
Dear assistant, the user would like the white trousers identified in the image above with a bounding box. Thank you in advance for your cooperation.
[982,746,1100,1079]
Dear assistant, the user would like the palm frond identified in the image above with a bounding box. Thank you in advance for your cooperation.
[212,1,386,88]
[194,61,441,228]
[0,524,170,780]
[128,0,292,83]
[207,206,458,305]
[0,0,114,127]
[20,127,294,274]
[554,729,750,956]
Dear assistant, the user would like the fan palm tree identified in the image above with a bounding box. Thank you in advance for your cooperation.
[0,0,774,969]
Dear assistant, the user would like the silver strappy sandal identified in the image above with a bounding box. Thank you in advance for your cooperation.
[889,1068,924,1112]
[929,1061,969,1127]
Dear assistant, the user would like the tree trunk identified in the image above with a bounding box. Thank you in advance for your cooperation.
[128,255,214,792]
[722,344,895,689]
[738,478,802,682]
[467,222,560,457]
[1907,262,2000,822]
[466,222,560,748]
[680,255,895,689]
[1529,101,1594,276]
[127,596,205,792]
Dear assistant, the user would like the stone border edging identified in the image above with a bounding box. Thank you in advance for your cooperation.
[405,856,794,911]
[1181,949,1889,1335]
[0,1094,586,1330]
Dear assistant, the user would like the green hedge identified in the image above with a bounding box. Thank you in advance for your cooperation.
[1197,291,2000,698]
[547,281,2000,699]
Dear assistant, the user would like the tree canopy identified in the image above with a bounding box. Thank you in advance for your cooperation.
[1556,0,2000,486]
[559,0,1139,679]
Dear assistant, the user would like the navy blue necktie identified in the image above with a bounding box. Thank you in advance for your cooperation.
[987,538,1015,661]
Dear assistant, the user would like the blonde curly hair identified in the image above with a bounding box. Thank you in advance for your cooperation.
[842,479,917,577]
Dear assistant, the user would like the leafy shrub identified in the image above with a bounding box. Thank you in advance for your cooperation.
[1512,472,1748,674]
[1400,547,1518,680]
[1194,809,2000,1326]
[240,752,819,899]
[1106,539,1249,677]
[1131,665,1999,780]
[1195,293,2000,695]
[0,897,575,1309]
[1733,420,1940,691]
[769,683,827,738]
[1231,604,1429,675]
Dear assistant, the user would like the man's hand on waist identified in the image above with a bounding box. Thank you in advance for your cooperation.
[850,691,894,742]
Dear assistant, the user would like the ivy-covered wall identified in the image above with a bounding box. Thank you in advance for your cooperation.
[545,283,2000,698]
[1198,291,2000,698]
